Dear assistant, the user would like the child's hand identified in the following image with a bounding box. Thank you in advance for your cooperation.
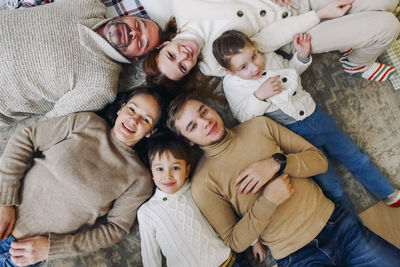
[254,75,282,101]
[252,241,266,264]
[293,33,311,59]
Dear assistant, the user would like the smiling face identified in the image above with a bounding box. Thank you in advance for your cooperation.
[112,93,161,147]
[99,16,160,60]
[151,150,190,194]
[156,39,200,81]
[226,43,264,80]
[174,100,225,147]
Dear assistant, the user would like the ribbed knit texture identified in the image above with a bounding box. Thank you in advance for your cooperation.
[0,112,153,259]
[192,117,334,259]
[138,181,231,267]
[0,0,129,126]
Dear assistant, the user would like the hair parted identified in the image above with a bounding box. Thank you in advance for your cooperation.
[212,30,254,70]
[166,92,205,135]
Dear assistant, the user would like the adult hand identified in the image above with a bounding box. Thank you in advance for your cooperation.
[254,75,282,101]
[317,0,354,20]
[293,33,311,59]
[270,0,291,7]
[234,157,280,194]
[10,236,49,266]
[262,174,294,205]
[252,241,266,263]
[0,206,15,240]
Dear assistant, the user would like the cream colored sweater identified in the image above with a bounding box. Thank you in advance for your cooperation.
[0,112,153,259]
[0,0,131,126]
[191,116,334,259]
[138,181,231,267]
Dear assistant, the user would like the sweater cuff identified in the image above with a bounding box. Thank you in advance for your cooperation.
[0,183,19,206]
[48,233,68,260]
[252,195,277,220]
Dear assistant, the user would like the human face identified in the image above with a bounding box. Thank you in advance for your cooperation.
[151,151,190,194]
[174,100,225,147]
[100,16,160,60]
[157,39,200,81]
[227,43,264,80]
[112,94,161,147]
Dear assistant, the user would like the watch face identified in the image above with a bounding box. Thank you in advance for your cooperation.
[274,153,286,163]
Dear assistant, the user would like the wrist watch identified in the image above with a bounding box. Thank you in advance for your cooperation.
[272,153,287,176]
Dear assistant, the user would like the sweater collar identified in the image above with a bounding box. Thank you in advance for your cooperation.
[77,20,132,64]
[201,129,233,158]
[153,181,191,201]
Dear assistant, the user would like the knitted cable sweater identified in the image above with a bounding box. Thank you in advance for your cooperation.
[0,0,131,126]
[191,116,334,259]
[138,181,231,267]
[0,112,153,259]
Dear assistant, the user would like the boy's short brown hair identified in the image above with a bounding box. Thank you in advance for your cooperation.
[212,30,254,70]
[147,132,190,166]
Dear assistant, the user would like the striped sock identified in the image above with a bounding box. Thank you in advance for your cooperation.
[340,57,396,82]
[384,189,400,207]
[340,48,352,58]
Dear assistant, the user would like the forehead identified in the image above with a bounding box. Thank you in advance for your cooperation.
[151,150,187,164]
[229,45,254,67]
[126,94,161,120]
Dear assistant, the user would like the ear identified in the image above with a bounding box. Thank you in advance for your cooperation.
[145,127,158,138]
[188,141,195,146]
[185,164,191,178]
[223,67,233,75]
[157,41,170,50]
[131,57,140,62]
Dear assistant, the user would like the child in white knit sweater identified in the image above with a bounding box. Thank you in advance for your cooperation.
[137,132,263,267]
[212,30,400,212]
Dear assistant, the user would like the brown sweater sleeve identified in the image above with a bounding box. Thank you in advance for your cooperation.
[262,117,328,177]
[192,175,277,253]
[47,171,153,259]
[0,113,86,206]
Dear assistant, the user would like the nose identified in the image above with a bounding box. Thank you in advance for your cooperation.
[250,64,259,74]
[129,29,139,40]
[177,45,189,61]
[201,118,211,130]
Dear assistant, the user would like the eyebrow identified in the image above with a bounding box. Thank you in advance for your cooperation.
[185,104,205,132]
[143,20,149,51]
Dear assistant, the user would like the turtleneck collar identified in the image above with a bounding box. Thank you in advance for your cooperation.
[153,180,191,201]
[201,129,234,158]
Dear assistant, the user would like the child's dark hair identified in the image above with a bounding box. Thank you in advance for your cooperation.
[212,30,254,70]
[146,131,191,168]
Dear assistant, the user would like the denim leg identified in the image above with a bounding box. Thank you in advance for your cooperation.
[276,206,400,267]
[314,107,395,200]
[286,109,356,214]
[232,251,251,267]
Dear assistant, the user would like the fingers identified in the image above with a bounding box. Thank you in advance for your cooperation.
[4,221,13,240]
[267,75,280,82]
[234,169,249,186]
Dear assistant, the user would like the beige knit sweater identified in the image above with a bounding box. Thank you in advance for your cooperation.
[191,116,334,259]
[0,0,131,126]
[0,112,153,259]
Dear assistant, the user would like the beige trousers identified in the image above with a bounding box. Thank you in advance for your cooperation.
[286,0,400,65]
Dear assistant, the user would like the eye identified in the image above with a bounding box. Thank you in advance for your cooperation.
[129,107,136,113]
[201,108,208,117]
[179,64,187,73]
[167,51,175,60]
[141,117,149,124]
[189,123,197,132]
[240,65,247,70]
[172,166,181,171]
[155,167,163,171]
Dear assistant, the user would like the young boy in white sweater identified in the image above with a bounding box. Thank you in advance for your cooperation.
[137,133,263,267]
[212,30,400,211]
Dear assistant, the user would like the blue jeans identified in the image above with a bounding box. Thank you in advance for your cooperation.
[232,251,251,267]
[276,206,400,266]
[285,106,394,209]
[0,236,39,267]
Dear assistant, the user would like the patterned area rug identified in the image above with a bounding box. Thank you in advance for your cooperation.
[1,50,400,266]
